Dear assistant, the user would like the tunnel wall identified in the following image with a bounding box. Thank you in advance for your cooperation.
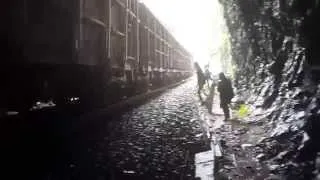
[219,0,320,178]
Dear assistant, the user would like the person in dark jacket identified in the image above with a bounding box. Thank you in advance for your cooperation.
[217,72,234,120]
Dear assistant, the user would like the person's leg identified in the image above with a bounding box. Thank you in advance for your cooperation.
[198,89,202,101]
[208,101,213,114]
[198,83,204,102]
[225,104,230,119]
[221,103,230,120]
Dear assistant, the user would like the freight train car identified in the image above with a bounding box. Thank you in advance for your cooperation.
[2,0,193,111]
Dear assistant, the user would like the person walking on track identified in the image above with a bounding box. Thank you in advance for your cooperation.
[194,62,206,102]
[217,72,234,120]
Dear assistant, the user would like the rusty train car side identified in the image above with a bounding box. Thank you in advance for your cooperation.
[2,0,193,110]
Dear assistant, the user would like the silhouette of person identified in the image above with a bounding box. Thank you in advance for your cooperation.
[194,62,205,101]
[206,80,216,114]
[217,72,234,120]
[204,65,212,87]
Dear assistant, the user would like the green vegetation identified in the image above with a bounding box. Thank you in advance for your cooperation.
[236,104,250,119]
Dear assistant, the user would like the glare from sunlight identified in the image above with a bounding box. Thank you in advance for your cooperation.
[140,0,231,74]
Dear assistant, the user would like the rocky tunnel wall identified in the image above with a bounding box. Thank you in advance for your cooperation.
[218,0,320,119]
[218,0,320,178]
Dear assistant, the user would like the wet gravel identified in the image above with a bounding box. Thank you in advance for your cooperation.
[87,79,210,179]
[0,78,211,180]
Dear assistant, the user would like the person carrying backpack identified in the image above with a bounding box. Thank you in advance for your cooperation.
[217,72,234,120]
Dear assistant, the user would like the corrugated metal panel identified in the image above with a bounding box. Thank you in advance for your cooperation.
[22,0,76,64]
[78,21,105,65]
[110,1,126,68]
[8,0,192,71]
[78,0,108,65]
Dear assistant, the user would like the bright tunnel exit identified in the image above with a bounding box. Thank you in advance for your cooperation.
[140,0,232,75]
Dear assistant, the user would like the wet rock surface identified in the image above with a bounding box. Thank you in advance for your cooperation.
[91,80,211,179]
[0,78,214,180]
[48,79,210,180]
[214,118,271,179]
[217,0,320,179]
